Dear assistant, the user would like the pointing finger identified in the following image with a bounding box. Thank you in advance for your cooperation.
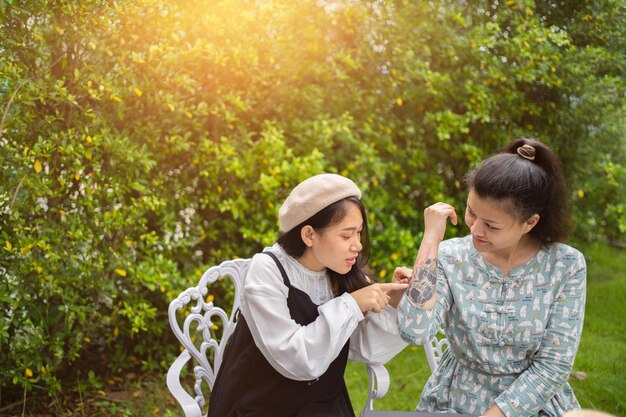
[378,282,409,291]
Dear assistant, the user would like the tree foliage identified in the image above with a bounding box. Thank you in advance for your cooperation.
[1,0,624,403]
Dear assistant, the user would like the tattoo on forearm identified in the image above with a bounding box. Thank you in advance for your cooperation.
[407,258,437,308]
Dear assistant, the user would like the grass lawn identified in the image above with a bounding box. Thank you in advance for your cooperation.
[346,241,626,416]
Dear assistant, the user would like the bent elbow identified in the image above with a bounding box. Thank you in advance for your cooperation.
[398,325,431,346]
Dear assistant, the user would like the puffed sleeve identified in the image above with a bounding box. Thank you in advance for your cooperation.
[348,305,408,364]
[241,253,364,381]
[495,249,587,417]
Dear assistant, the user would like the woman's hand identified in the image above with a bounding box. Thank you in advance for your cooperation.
[393,266,412,283]
[387,266,412,307]
[351,282,409,313]
[482,404,506,417]
[422,202,458,244]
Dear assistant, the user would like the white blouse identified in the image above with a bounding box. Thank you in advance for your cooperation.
[240,244,407,381]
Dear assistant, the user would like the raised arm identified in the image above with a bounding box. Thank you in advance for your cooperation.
[406,202,458,309]
[397,202,458,345]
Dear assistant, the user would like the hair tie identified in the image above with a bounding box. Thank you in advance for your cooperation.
[516,144,536,161]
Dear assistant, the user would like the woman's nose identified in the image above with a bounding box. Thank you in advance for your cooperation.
[470,220,483,236]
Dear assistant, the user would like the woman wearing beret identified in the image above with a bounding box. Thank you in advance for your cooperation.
[396,138,587,417]
[208,173,409,417]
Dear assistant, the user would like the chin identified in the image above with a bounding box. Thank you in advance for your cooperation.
[332,266,352,275]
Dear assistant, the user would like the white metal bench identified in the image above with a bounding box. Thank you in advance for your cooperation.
[167,258,448,417]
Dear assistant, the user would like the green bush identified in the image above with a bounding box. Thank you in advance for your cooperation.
[0,0,623,404]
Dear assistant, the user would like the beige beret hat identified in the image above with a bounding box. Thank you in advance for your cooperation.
[279,173,361,233]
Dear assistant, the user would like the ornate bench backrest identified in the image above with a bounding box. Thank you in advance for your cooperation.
[167,258,251,417]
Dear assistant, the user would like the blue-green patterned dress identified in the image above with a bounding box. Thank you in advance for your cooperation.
[398,236,586,417]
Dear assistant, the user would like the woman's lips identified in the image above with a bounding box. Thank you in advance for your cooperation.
[472,236,489,246]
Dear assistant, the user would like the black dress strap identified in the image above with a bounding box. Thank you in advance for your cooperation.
[263,251,292,288]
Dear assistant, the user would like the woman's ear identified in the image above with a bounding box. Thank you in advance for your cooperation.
[523,214,540,234]
[300,225,315,247]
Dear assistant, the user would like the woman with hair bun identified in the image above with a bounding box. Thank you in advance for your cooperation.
[396,138,587,417]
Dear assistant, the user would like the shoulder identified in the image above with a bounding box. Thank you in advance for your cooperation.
[248,248,284,285]
[440,236,472,251]
[543,242,586,268]
[439,236,473,261]
[250,244,291,267]
[539,243,587,281]
[250,250,277,269]
[244,249,292,300]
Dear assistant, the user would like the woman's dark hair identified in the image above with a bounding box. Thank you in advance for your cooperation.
[277,196,371,296]
[464,138,571,242]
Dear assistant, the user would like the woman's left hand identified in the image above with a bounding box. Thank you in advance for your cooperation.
[422,202,458,244]
[387,266,411,308]
[482,404,506,417]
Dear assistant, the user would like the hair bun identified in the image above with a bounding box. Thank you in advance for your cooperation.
[516,144,536,161]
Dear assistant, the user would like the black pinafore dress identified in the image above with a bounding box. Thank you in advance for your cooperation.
[207,252,355,417]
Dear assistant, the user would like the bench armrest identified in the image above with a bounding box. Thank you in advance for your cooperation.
[361,363,391,415]
[166,350,204,417]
